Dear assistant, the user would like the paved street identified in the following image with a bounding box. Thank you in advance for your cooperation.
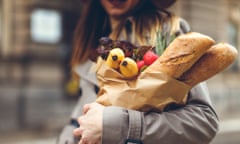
[0,130,58,144]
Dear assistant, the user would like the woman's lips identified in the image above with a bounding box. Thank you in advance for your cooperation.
[109,0,126,7]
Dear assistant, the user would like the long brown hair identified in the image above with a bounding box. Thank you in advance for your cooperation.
[71,0,110,67]
[71,0,180,68]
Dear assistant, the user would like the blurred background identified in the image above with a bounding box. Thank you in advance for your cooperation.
[0,0,239,143]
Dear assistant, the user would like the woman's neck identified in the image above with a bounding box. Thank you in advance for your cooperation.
[109,17,124,39]
[110,17,122,31]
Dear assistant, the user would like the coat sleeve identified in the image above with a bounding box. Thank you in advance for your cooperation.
[102,83,219,144]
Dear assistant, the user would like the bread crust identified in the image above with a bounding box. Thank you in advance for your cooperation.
[180,43,238,86]
[145,32,215,78]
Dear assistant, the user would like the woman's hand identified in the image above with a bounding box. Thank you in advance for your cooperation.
[73,102,105,144]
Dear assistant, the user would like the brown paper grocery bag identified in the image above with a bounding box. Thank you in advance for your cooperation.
[95,58,191,112]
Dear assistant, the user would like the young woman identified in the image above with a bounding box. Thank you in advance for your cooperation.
[57,0,219,144]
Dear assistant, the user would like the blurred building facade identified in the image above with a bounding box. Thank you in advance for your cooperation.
[174,0,240,119]
[0,0,240,143]
[0,0,82,132]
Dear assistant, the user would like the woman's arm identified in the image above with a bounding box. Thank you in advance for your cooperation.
[102,83,219,144]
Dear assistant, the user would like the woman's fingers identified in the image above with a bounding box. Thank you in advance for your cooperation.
[83,103,91,114]
[79,136,91,144]
[83,102,105,114]
[74,102,104,144]
[79,139,84,144]
[73,127,82,137]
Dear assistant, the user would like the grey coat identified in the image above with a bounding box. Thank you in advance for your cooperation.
[57,60,219,144]
[57,18,219,144]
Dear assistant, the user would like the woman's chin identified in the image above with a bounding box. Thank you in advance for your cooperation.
[108,11,126,19]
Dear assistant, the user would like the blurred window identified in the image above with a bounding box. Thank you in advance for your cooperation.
[30,9,62,44]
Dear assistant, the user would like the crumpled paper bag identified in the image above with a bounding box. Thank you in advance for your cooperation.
[95,58,191,112]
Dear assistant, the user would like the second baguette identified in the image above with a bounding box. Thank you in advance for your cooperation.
[179,43,238,86]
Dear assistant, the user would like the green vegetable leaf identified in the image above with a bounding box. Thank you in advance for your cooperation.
[155,30,177,56]
[155,30,165,56]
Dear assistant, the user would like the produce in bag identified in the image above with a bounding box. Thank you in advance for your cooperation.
[94,32,238,112]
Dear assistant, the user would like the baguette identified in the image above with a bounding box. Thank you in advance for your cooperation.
[180,43,238,86]
[145,32,215,78]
